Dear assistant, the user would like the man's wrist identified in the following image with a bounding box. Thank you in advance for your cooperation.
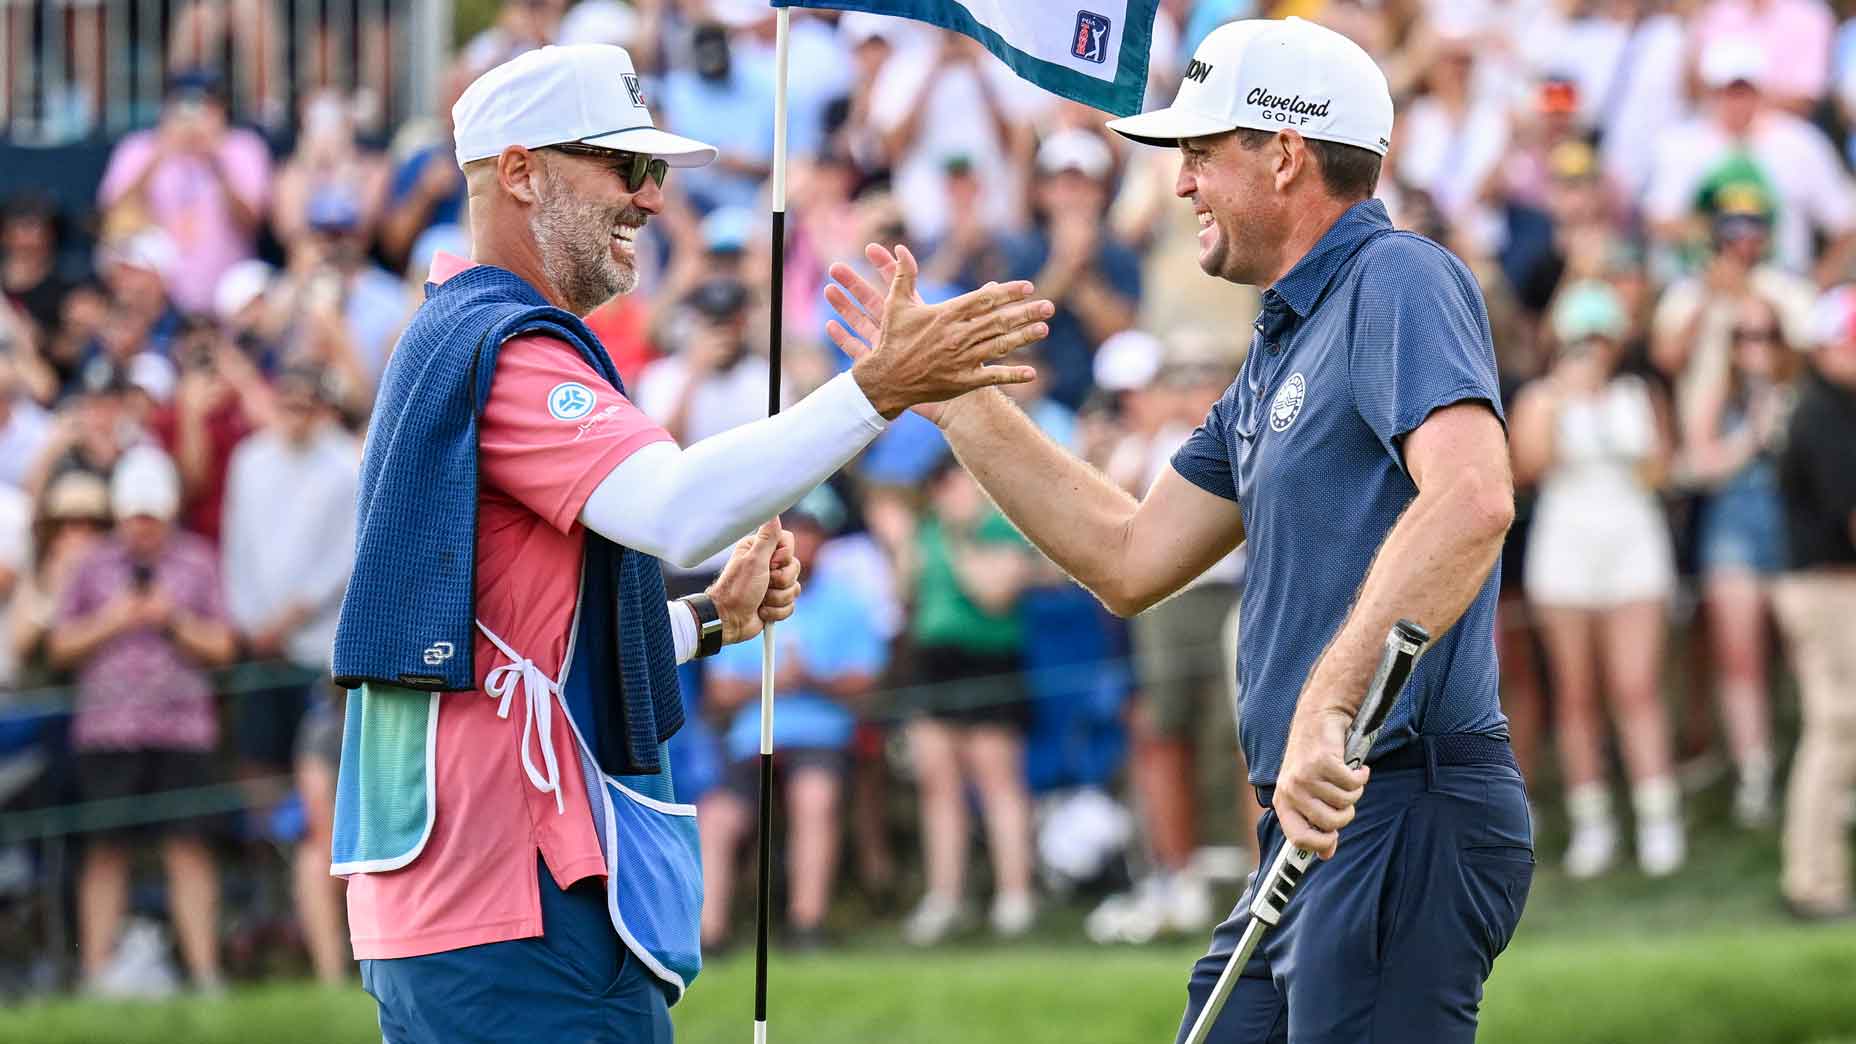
[850,359,907,421]
[683,592,728,656]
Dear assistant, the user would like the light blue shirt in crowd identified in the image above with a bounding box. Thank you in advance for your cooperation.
[710,575,888,763]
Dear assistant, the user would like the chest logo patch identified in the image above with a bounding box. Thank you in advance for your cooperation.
[548,381,596,421]
[1269,372,1307,432]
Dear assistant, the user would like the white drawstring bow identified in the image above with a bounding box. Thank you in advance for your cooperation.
[477,622,565,815]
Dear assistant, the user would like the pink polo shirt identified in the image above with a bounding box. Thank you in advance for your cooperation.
[344,253,672,960]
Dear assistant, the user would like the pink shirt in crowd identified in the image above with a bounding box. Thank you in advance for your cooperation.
[1693,0,1834,105]
[96,128,273,315]
[343,252,673,960]
[56,533,225,752]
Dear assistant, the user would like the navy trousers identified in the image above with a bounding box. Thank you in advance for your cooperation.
[361,858,673,1044]
[1178,736,1534,1044]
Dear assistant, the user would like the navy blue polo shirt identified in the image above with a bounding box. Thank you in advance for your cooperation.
[1172,199,1508,785]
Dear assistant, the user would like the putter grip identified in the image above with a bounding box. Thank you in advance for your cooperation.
[1247,619,1430,927]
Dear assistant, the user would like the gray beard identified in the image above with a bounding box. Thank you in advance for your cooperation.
[530,174,638,314]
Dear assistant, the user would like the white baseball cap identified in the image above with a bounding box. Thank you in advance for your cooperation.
[111,444,181,522]
[1107,18,1394,156]
[1036,130,1114,179]
[452,44,717,169]
[1699,39,1766,89]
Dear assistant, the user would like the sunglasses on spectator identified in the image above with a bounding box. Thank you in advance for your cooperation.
[1731,326,1778,344]
[544,142,668,192]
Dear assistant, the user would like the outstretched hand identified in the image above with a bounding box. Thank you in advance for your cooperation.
[827,243,1052,422]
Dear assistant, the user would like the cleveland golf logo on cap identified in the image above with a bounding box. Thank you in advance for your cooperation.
[1247,86,1331,127]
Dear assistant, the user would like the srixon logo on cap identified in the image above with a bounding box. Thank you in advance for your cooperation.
[1184,59,1214,84]
[1246,87,1331,127]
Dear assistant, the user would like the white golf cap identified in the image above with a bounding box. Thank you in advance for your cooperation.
[1107,17,1393,156]
[452,44,717,169]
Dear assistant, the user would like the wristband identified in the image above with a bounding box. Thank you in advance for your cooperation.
[680,593,725,658]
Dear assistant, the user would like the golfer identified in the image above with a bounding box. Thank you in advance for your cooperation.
[328,44,1051,1043]
[828,18,1531,1042]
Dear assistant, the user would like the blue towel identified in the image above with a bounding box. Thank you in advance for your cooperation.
[331,263,682,774]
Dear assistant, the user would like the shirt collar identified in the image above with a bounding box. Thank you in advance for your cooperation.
[1264,198,1392,320]
[427,250,475,285]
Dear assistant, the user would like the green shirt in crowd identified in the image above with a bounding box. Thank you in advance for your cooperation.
[911,511,1029,655]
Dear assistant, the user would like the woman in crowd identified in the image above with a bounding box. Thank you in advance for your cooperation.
[891,461,1037,945]
[1513,280,1684,879]
[1681,292,1797,826]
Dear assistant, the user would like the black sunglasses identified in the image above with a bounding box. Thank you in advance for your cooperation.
[545,142,668,192]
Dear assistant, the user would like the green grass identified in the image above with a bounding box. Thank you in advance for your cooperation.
[7,921,1853,1044]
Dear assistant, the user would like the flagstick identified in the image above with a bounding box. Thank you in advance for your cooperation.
[754,9,791,1044]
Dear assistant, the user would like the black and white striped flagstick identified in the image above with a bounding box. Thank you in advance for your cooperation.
[753,8,791,1043]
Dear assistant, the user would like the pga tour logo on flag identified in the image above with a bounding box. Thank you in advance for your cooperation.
[770,1,1158,117]
[1071,10,1110,63]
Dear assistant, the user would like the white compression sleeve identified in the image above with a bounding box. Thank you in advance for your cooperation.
[579,371,888,569]
[668,599,697,664]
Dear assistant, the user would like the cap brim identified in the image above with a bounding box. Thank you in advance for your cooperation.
[1105,106,1238,147]
[580,126,718,168]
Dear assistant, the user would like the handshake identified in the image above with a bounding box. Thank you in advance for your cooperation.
[829,243,1056,423]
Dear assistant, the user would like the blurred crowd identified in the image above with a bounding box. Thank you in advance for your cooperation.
[2,0,1855,998]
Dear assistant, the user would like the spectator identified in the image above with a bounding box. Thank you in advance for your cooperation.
[146,321,262,545]
[921,157,1018,292]
[9,472,113,694]
[1392,23,1510,234]
[1,194,75,341]
[1681,292,1798,826]
[0,350,51,490]
[92,229,185,370]
[95,69,271,317]
[895,462,1037,945]
[1651,188,1816,436]
[279,186,407,384]
[0,482,25,695]
[47,446,236,993]
[270,90,390,249]
[219,367,357,982]
[458,0,564,76]
[1773,286,1856,920]
[868,31,1048,243]
[1645,40,1856,281]
[1513,281,1684,879]
[1004,131,1142,410]
[1548,0,1689,202]
[658,18,777,215]
[379,70,472,270]
[698,486,884,949]
[29,361,142,498]
[1089,329,1247,942]
[637,278,772,445]
[1690,0,1835,114]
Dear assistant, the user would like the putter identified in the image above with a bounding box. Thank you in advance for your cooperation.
[1179,618,1431,1044]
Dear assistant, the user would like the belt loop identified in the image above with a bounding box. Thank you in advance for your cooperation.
[1422,735,1438,791]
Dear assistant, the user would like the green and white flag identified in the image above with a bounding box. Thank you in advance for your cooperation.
[772,0,1162,116]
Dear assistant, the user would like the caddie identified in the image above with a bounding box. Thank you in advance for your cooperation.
[826,18,1532,1043]
[328,43,1052,1043]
